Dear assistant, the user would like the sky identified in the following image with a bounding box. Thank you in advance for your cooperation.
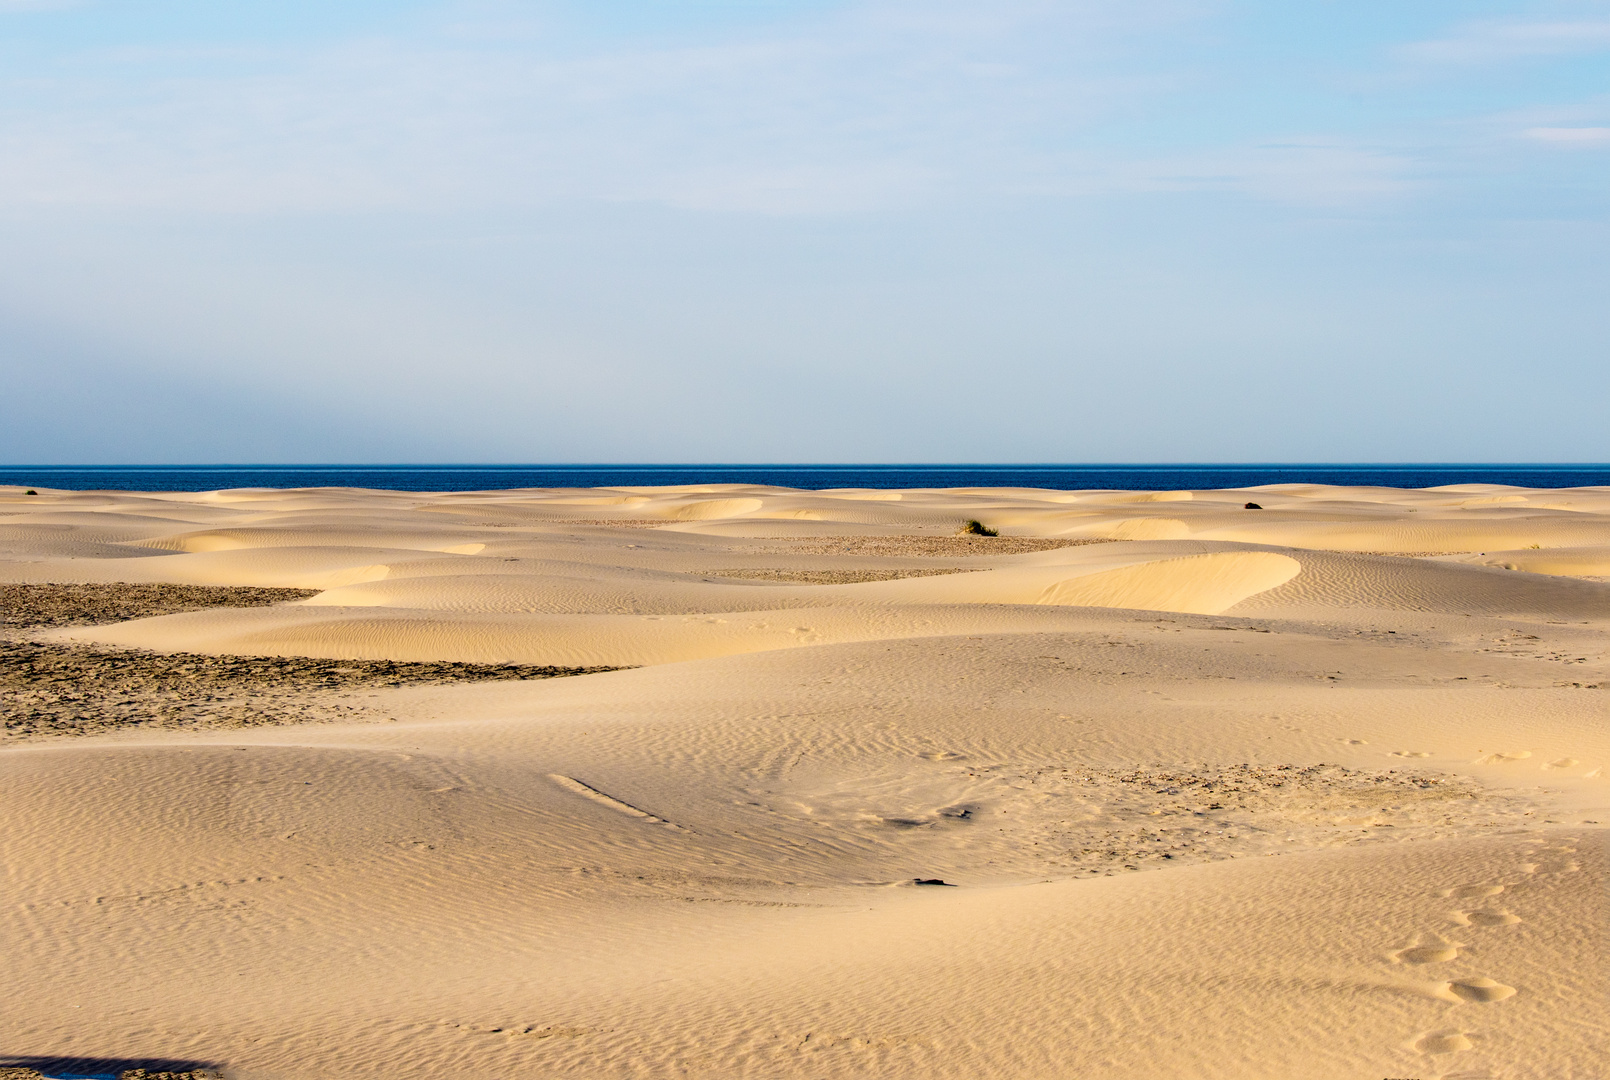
[0,0,1607,464]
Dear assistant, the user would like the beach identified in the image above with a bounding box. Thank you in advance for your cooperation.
[1,481,1605,1079]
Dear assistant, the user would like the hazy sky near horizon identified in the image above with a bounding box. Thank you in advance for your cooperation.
[1,1,1607,463]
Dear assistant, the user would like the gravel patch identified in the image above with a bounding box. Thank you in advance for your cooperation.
[990,761,1525,875]
[744,536,1120,557]
[702,567,984,584]
[1,584,621,740]
[2,582,318,630]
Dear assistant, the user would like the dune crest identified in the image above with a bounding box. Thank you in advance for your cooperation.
[1,481,1605,1079]
[1038,550,1300,614]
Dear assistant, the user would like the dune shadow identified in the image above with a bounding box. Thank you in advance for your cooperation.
[0,1055,223,1079]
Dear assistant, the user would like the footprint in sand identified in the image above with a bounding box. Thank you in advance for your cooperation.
[1440,883,1505,899]
[1392,750,1432,758]
[1414,1029,1474,1054]
[1476,751,1532,764]
[1523,851,1581,874]
[1452,909,1522,927]
[1446,977,1516,1003]
[1391,938,1464,964]
[1339,738,1368,745]
[1544,757,1580,770]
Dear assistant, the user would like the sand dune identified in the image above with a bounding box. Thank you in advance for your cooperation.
[1,483,1605,1079]
[1236,548,1610,618]
[1456,545,1610,578]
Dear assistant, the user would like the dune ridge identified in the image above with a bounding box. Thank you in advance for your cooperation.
[1,482,1605,1079]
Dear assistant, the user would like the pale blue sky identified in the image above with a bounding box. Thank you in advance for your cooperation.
[1,0,1606,463]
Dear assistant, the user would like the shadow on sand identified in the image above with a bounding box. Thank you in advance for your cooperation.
[1,1056,224,1079]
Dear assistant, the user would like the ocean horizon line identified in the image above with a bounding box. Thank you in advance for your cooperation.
[5,461,1607,468]
[6,462,1610,493]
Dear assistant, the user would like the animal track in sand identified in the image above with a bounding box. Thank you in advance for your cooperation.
[1414,1029,1474,1054]
[1452,909,1522,927]
[1445,977,1517,1003]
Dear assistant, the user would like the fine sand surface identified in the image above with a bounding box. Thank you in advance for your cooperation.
[1,482,1606,1079]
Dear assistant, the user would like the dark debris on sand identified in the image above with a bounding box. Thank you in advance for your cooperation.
[748,535,1119,557]
[1,583,623,740]
[1,582,321,630]
[0,1069,222,1080]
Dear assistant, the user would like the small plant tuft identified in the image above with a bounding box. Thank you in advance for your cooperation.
[25,489,37,496]
[960,519,998,537]
[1243,502,1262,510]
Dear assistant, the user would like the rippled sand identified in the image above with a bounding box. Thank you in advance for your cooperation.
[2,482,1606,1078]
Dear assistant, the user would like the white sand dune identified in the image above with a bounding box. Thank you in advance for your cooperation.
[1,482,1605,1079]
[1235,548,1610,618]
[1456,545,1610,578]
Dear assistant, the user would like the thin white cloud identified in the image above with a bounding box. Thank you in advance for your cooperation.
[1401,18,1610,64]
[0,2,1196,215]
[1523,125,1610,144]
[1134,140,1415,207]
[0,1,1585,220]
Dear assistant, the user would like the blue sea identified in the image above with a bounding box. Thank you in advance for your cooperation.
[2,464,1608,493]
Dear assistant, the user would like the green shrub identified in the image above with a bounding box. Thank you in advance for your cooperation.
[960,519,998,537]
